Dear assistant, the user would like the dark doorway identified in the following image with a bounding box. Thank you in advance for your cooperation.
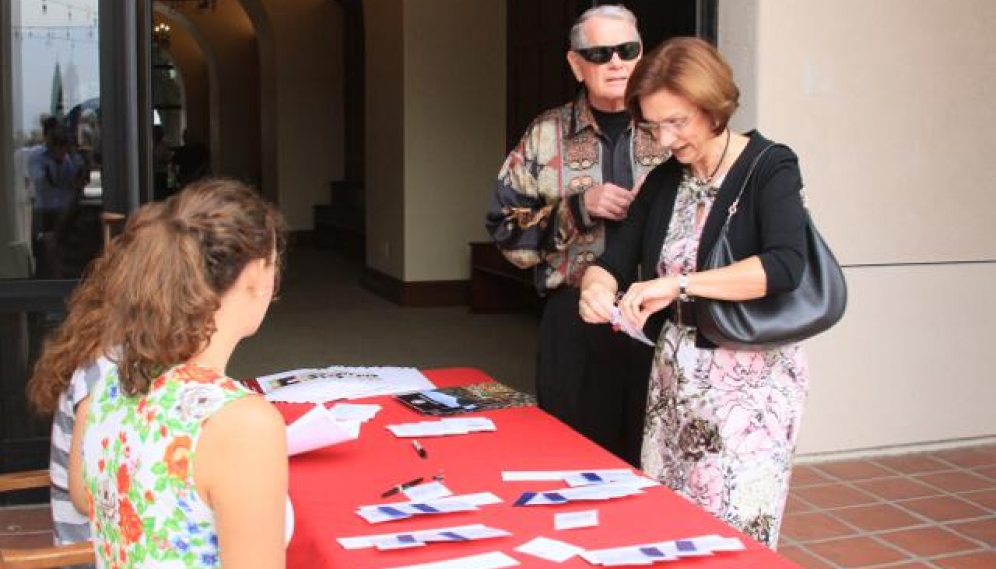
[339,0,366,186]
[319,0,366,260]
[505,0,716,149]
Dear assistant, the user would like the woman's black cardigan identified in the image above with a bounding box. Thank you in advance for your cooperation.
[596,131,808,348]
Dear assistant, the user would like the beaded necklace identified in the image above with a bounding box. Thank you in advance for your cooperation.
[687,129,731,204]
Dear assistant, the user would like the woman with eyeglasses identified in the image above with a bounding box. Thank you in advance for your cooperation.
[486,5,667,468]
[579,37,810,548]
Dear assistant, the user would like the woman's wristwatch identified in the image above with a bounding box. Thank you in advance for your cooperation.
[678,273,691,302]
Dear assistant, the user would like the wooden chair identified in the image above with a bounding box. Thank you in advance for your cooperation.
[0,470,95,569]
[99,212,126,246]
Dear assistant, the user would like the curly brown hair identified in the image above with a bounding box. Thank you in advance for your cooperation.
[27,178,286,413]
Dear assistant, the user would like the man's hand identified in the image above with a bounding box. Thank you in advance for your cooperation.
[583,182,637,221]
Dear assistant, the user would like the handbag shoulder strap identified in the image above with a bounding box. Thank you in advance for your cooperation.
[721,142,784,227]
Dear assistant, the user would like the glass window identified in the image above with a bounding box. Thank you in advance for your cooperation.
[1,0,104,484]
[5,0,103,281]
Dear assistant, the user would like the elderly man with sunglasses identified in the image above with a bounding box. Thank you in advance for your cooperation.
[486,5,667,467]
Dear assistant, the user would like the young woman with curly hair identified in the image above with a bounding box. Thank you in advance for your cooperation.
[28,178,288,568]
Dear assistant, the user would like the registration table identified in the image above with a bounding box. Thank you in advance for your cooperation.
[275,368,802,569]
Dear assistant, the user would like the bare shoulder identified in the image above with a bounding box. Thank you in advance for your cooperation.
[203,395,286,441]
[195,394,287,496]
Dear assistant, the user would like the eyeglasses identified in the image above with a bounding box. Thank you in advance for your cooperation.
[638,111,697,138]
[574,41,641,65]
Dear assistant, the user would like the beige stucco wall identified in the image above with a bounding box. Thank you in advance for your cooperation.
[720,0,996,456]
[366,0,505,280]
[364,0,406,277]
[403,0,506,281]
[261,0,344,230]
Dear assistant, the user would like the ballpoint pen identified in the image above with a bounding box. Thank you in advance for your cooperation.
[381,476,424,498]
[412,439,428,459]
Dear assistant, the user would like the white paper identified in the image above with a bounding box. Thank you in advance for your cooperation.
[579,535,744,566]
[372,535,426,550]
[376,551,520,569]
[581,545,667,565]
[501,469,634,482]
[329,402,381,422]
[261,366,434,403]
[609,305,655,346]
[418,525,510,542]
[356,501,481,524]
[515,537,585,563]
[361,491,502,511]
[357,492,503,523]
[581,547,657,566]
[565,481,652,499]
[257,368,323,394]
[656,541,709,558]
[517,482,645,506]
[515,492,567,506]
[388,417,496,438]
[691,535,745,552]
[563,472,657,488]
[555,510,599,530]
[286,404,360,456]
[403,481,453,502]
[441,417,496,431]
[338,524,509,550]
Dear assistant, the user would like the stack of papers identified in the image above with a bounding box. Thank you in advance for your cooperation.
[258,366,434,403]
[286,404,361,456]
[387,417,496,438]
[503,469,659,507]
[356,492,503,524]
[338,524,511,550]
[580,535,745,566]
[513,481,653,506]
[561,471,656,488]
[502,469,656,487]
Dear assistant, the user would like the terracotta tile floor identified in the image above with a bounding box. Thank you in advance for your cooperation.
[781,443,996,568]
[2,444,994,567]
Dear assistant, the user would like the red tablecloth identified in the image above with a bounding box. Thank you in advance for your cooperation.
[277,368,801,569]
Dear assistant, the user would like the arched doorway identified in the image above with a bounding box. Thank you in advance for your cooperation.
[151,0,261,194]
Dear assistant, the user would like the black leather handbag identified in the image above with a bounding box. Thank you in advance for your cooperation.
[695,144,847,350]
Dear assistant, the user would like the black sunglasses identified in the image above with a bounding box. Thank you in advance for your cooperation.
[574,41,642,64]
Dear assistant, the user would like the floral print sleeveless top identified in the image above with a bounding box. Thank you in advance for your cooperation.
[82,363,252,568]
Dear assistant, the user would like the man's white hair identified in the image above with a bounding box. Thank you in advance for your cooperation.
[569,4,640,50]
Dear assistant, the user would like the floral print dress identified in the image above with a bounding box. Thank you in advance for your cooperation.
[640,172,809,548]
[81,363,252,568]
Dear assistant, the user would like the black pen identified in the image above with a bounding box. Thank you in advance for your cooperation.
[380,476,424,498]
[412,439,428,459]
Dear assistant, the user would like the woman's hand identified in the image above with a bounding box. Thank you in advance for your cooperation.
[579,281,617,324]
[619,276,680,329]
